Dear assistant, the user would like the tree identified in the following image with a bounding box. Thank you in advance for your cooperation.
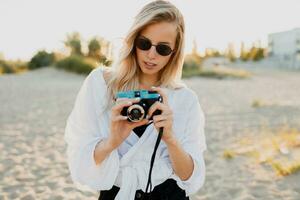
[88,37,101,59]
[64,32,83,56]
[0,52,4,60]
[192,38,199,55]
[240,42,248,61]
[204,48,222,58]
[28,50,55,69]
[87,37,112,66]
[248,41,265,61]
[226,42,236,62]
[239,40,266,62]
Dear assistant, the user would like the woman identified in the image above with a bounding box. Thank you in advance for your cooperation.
[64,1,207,199]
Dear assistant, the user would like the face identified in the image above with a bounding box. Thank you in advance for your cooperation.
[135,22,177,78]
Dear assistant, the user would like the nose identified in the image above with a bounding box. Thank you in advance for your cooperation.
[147,45,157,59]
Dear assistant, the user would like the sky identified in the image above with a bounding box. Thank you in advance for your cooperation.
[0,0,300,61]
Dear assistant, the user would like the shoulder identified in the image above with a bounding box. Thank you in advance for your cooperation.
[173,85,199,104]
[88,66,112,85]
[167,85,200,113]
[79,66,110,96]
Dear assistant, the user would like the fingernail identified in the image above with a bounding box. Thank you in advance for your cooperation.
[146,115,149,119]
[151,86,156,89]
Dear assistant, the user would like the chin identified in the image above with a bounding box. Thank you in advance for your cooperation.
[141,67,157,73]
[141,68,161,76]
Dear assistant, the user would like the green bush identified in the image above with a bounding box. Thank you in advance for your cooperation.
[182,53,202,77]
[28,50,55,69]
[183,60,200,69]
[55,55,96,74]
[183,54,202,68]
[0,60,16,74]
[0,59,27,74]
[239,41,266,62]
[182,65,201,78]
[251,48,265,61]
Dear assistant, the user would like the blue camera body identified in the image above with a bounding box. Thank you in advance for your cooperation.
[116,90,163,122]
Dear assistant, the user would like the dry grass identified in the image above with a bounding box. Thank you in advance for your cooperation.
[270,159,300,176]
[223,126,300,176]
[182,65,252,79]
[251,99,277,108]
[252,99,265,108]
[200,65,252,79]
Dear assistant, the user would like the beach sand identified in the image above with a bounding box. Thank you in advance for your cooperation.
[0,66,299,199]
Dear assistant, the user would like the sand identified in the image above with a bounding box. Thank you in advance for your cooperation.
[0,65,300,200]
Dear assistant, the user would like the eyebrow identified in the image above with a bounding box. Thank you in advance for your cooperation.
[140,35,171,45]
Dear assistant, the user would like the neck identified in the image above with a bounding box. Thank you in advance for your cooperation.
[139,73,160,90]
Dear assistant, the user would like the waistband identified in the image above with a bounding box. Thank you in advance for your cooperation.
[98,179,189,200]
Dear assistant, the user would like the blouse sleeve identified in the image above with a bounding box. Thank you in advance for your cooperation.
[176,91,207,195]
[64,67,119,190]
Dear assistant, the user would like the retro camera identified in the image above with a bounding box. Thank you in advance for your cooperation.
[116,90,163,122]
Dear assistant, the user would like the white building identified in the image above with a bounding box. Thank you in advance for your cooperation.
[268,28,300,69]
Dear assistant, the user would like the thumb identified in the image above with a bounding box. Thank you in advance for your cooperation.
[131,119,149,128]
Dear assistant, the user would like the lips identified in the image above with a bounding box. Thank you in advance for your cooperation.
[144,61,157,69]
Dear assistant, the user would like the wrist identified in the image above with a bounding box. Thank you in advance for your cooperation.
[105,137,119,151]
[93,138,115,166]
[95,138,115,155]
[164,135,178,147]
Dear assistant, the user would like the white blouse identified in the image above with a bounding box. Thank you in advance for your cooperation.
[64,67,207,200]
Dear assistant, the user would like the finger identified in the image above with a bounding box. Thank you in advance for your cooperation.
[112,101,133,114]
[130,119,149,128]
[147,102,164,118]
[112,115,128,122]
[153,114,170,123]
[116,97,130,102]
[154,120,167,129]
[116,97,140,104]
[113,97,141,113]
[150,86,168,105]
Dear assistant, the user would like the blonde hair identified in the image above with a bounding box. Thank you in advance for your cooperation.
[104,0,186,110]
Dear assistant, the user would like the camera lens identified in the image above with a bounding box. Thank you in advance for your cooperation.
[127,104,145,122]
[130,109,143,119]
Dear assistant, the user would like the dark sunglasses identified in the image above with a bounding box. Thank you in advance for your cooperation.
[135,37,174,56]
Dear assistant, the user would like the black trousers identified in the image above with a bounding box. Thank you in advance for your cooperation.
[98,179,189,200]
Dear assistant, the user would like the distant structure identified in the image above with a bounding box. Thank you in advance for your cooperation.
[268,28,300,69]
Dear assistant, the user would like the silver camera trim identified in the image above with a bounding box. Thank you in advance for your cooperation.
[127,104,145,122]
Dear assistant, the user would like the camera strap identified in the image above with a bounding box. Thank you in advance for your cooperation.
[144,127,163,199]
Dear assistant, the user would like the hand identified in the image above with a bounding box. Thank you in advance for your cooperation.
[108,98,149,149]
[147,87,175,144]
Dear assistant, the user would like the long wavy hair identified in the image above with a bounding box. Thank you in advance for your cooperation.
[104,0,186,111]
